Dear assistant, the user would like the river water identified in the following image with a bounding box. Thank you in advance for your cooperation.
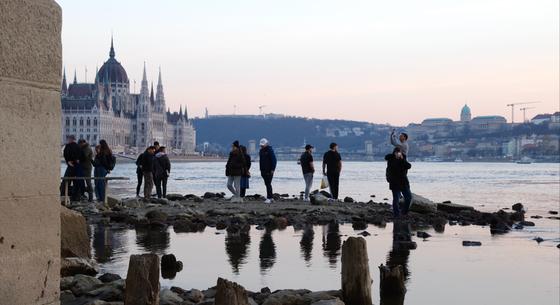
[65,161,560,304]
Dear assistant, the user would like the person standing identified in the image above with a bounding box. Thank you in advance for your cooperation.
[259,138,277,204]
[135,150,145,197]
[390,129,409,156]
[299,144,315,201]
[385,147,412,217]
[60,135,83,201]
[141,146,156,200]
[240,145,251,198]
[78,139,94,202]
[154,146,171,199]
[226,141,246,202]
[322,143,342,200]
[92,140,115,202]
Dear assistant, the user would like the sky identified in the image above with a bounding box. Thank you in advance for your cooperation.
[57,0,559,125]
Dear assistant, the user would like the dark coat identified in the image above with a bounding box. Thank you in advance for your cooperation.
[243,154,252,177]
[226,149,247,177]
[385,153,412,191]
[63,142,81,163]
[135,153,144,174]
[154,153,171,179]
[140,151,154,173]
[79,144,94,172]
[93,153,114,171]
[259,146,277,174]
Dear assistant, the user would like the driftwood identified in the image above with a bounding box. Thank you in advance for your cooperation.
[215,277,250,305]
[341,237,372,305]
[124,254,160,305]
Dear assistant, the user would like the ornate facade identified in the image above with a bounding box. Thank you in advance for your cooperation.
[61,38,196,154]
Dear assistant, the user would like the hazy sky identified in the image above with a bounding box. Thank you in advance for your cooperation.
[57,0,558,125]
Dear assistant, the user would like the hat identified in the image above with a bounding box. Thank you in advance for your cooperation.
[305,144,314,150]
[232,140,240,148]
[259,138,269,146]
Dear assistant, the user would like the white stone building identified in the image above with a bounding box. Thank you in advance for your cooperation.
[61,39,196,154]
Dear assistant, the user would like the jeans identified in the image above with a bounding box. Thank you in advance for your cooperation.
[392,187,412,217]
[94,166,108,202]
[136,170,143,196]
[227,176,241,198]
[143,172,154,199]
[261,172,274,199]
[327,172,340,199]
[83,166,93,200]
[155,176,168,199]
[303,173,314,199]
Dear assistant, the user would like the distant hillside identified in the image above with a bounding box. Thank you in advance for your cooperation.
[193,116,392,153]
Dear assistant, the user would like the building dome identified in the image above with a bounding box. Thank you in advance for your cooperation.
[460,104,472,122]
[97,38,129,84]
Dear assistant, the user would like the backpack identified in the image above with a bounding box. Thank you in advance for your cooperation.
[107,154,116,171]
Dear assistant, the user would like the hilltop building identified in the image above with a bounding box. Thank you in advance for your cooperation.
[60,38,196,154]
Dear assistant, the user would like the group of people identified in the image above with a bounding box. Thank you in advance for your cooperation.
[61,135,115,202]
[135,142,171,200]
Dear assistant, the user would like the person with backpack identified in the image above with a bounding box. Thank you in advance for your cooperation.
[60,135,84,201]
[154,146,171,199]
[226,141,247,202]
[322,143,342,200]
[299,144,315,201]
[259,138,277,204]
[92,139,116,202]
[78,139,94,202]
[240,145,251,198]
[140,146,156,200]
[385,146,412,217]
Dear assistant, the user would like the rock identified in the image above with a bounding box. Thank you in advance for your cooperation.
[275,217,288,229]
[124,254,160,305]
[358,231,371,237]
[106,196,121,208]
[311,193,329,205]
[61,276,75,290]
[61,206,91,258]
[98,273,122,283]
[60,290,76,303]
[160,289,184,305]
[193,196,204,203]
[85,285,124,302]
[416,231,431,239]
[166,194,185,201]
[203,192,218,199]
[203,287,217,299]
[462,241,482,246]
[174,219,206,233]
[437,202,474,213]
[344,197,355,203]
[533,237,544,243]
[71,274,103,296]
[122,198,143,208]
[261,287,272,294]
[510,211,525,222]
[549,211,559,215]
[408,194,437,214]
[519,221,535,227]
[310,299,345,305]
[216,221,228,230]
[161,254,178,270]
[215,278,250,305]
[557,244,560,249]
[530,215,543,219]
[187,289,205,303]
[512,203,524,212]
[146,210,168,227]
[61,257,99,277]
[352,218,368,230]
[303,291,341,303]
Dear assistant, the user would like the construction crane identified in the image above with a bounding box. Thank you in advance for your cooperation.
[520,106,536,123]
[506,101,539,123]
[258,105,267,116]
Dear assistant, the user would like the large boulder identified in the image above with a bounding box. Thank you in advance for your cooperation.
[61,206,91,258]
[61,257,98,277]
[311,299,345,305]
[311,193,329,205]
[437,202,474,213]
[70,274,103,296]
[215,278,250,305]
[124,254,160,305]
[407,194,437,214]
[160,289,184,305]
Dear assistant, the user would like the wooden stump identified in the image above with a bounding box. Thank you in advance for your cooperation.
[341,237,372,305]
[215,277,250,305]
[124,254,160,305]
[379,264,406,296]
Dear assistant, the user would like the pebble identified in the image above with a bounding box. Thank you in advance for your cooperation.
[462,241,482,246]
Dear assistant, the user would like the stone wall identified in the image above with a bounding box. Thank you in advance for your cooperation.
[0,1,62,304]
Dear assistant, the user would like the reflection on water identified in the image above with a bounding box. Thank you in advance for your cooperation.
[322,221,342,268]
[259,229,276,273]
[225,231,251,274]
[92,225,127,263]
[135,227,170,254]
[380,220,414,305]
[300,225,314,263]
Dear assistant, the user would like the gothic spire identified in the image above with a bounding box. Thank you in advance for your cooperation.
[109,35,115,58]
[184,105,188,120]
[61,67,68,94]
[179,105,183,116]
[139,62,150,99]
[73,69,77,84]
[150,82,154,103]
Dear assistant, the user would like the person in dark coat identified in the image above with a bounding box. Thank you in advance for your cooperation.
[140,146,156,200]
[322,143,342,200]
[60,135,84,201]
[240,145,251,198]
[385,147,412,217]
[259,138,277,204]
[154,146,171,199]
[79,139,94,202]
[92,140,115,202]
[135,151,145,197]
[226,141,247,202]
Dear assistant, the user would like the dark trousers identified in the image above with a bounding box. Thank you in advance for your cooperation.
[136,170,143,196]
[60,164,85,201]
[240,188,247,197]
[392,187,412,217]
[261,172,274,199]
[327,172,340,199]
[94,166,108,202]
[155,176,168,199]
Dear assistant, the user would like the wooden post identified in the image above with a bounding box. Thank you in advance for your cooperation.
[215,277,250,305]
[64,180,69,206]
[379,264,406,296]
[103,178,109,207]
[341,237,372,305]
[124,254,160,305]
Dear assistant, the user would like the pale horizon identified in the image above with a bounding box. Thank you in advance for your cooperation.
[57,0,559,125]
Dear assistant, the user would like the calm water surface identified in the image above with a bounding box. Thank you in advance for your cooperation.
[68,161,560,304]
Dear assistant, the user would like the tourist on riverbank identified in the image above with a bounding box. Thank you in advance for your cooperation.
[385,147,412,217]
[93,140,115,202]
[154,146,171,199]
[240,145,251,198]
[141,146,156,200]
[300,144,315,201]
[226,141,246,202]
[135,150,145,197]
[391,129,409,156]
[259,138,277,204]
[323,143,342,200]
[78,139,94,202]
[61,135,84,201]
